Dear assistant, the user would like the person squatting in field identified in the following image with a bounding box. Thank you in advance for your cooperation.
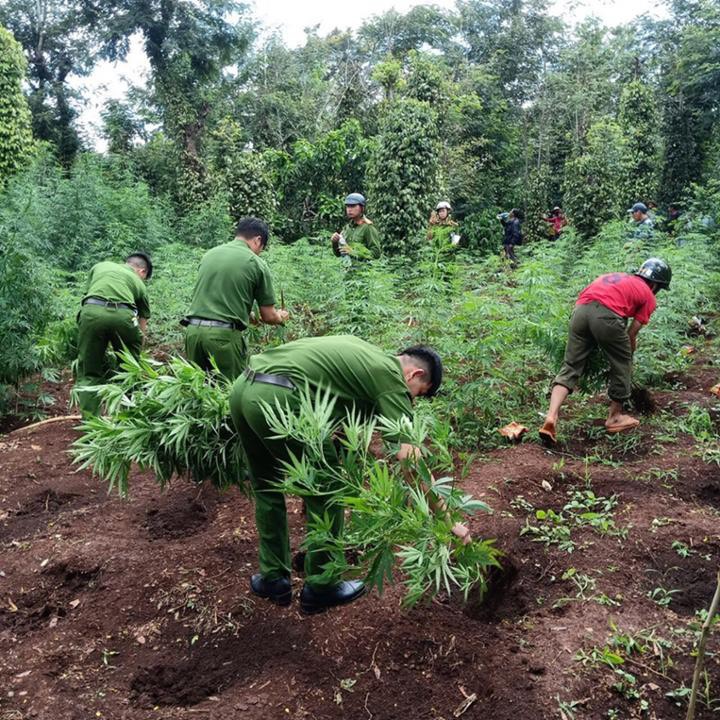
[182,217,289,380]
[74,252,153,415]
[229,335,472,614]
[331,193,382,262]
[539,258,672,445]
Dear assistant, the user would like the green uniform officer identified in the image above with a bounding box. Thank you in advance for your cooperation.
[331,193,382,261]
[75,253,153,415]
[183,217,289,380]
[539,258,671,445]
[229,335,463,614]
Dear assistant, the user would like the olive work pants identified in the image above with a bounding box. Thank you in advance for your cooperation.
[76,304,142,415]
[229,374,344,589]
[184,325,248,381]
[553,301,633,402]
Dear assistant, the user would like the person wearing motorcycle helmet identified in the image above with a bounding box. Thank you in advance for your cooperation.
[427,200,460,246]
[331,193,382,261]
[539,258,671,444]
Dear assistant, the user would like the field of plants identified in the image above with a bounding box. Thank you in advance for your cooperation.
[2,0,720,717]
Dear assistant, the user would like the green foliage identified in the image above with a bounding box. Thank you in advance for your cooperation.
[562,119,627,237]
[0,224,53,389]
[0,26,33,188]
[268,120,373,239]
[368,98,440,254]
[619,80,660,203]
[72,352,244,496]
[207,120,278,224]
[0,153,171,271]
[254,386,501,605]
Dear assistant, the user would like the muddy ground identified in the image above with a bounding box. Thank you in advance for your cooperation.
[0,362,719,720]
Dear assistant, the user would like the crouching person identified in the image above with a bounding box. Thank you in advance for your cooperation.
[539,258,671,444]
[229,335,468,613]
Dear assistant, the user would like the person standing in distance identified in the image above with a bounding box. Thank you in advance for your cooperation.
[183,217,289,380]
[75,252,153,415]
[331,193,382,261]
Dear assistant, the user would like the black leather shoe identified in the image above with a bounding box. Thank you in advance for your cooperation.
[250,574,292,606]
[300,580,366,615]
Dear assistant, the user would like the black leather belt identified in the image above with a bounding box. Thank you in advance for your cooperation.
[243,368,296,390]
[83,297,137,312]
[181,317,244,331]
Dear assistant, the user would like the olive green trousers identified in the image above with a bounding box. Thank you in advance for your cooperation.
[76,304,142,415]
[229,374,344,589]
[553,301,633,402]
[185,325,248,381]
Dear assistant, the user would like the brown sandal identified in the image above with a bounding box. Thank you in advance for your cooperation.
[538,420,557,446]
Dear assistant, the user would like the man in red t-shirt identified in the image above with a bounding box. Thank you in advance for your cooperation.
[539,258,672,444]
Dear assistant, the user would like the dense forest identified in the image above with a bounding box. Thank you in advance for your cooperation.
[1,2,720,718]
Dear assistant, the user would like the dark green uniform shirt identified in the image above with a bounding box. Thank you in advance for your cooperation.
[250,335,413,432]
[337,219,382,260]
[83,261,150,318]
[188,240,276,328]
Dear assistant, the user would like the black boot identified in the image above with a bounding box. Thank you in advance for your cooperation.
[250,574,292,606]
[300,580,366,615]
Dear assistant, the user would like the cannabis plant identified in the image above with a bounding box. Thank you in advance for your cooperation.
[72,351,245,496]
[261,386,502,606]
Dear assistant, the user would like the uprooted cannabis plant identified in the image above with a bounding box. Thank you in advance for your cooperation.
[72,351,246,496]
[72,350,501,605]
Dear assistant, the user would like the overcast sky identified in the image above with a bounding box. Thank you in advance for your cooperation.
[75,0,668,149]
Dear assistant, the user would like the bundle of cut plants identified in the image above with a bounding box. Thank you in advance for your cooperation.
[73,354,501,605]
[72,351,246,496]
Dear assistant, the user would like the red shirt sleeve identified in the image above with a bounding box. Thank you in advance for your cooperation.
[633,287,656,325]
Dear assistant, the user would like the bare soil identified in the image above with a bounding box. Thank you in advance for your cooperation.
[1,360,719,720]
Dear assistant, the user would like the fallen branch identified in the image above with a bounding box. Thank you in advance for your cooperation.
[8,415,82,435]
[686,570,720,720]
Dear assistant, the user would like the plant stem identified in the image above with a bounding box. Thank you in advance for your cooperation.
[686,570,720,720]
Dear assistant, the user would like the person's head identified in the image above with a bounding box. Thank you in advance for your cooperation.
[628,202,648,222]
[125,252,153,281]
[436,200,452,221]
[344,193,366,221]
[635,257,672,295]
[397,345,443,399]
[235,217,269,255]
[552,206,562,216]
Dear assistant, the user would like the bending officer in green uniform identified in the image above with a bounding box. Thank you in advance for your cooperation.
[229,335,472,614]
[75,252,153,415]
[331,193,382,261]
[183,217,289,380]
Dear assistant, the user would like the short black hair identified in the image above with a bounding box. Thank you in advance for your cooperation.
[399,345,443,398]
[126,252,153,279]
[235,217,269,247]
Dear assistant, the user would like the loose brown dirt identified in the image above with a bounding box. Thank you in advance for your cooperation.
[0,361,719,719]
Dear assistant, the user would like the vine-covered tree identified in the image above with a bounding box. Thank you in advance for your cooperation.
[562,118,627,237]
[368,98,441,254]
[0,26,34,188]
[619,78,661,204]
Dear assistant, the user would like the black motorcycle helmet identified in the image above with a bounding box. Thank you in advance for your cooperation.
[635,257,671,291]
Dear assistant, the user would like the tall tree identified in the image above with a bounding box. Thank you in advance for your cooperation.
[0,26,34,188]
[368,98,440,254]
[0,0,104,164]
